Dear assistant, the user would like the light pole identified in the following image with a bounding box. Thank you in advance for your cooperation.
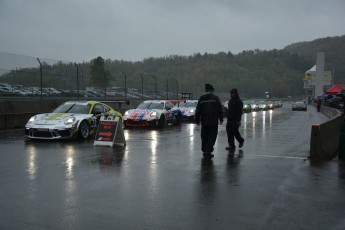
[75,63,79,99]
[80,63,84,91]
[152,75,157,99]
[36,58,43,100]
[166,78,169,99]
[103,70,106,100]
[121,70,127,100]
[140,74,144,100]
[175,78,178,99]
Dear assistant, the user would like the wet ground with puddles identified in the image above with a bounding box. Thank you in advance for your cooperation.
[1,103,345,229]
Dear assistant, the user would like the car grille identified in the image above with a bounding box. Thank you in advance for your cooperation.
[125,119,150,127]
[25,128,72,139]
[33,131,53,138]
[58,130,71,137]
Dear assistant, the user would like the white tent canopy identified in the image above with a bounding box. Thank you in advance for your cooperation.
[305,65,316,74]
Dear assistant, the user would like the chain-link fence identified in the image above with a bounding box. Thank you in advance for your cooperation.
[0,52,205,101]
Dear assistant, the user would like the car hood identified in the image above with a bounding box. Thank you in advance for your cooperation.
[31,113,92,125]
[293,103,306,108]
[125,109,160,120]
[174,107,195,115]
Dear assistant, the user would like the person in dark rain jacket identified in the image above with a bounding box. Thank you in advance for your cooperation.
[226,88,244,151]
[195,83,223,158]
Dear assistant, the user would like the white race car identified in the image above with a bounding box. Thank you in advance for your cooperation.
[171,100,198,122]
[292,101,307,111]
[123,100,180,128]
[24,101,122,140]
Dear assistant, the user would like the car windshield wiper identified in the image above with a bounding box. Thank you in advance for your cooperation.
[65,103,76,113]
[147,103,156,109]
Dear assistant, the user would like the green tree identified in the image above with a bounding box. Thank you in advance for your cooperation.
[90,56,111,88]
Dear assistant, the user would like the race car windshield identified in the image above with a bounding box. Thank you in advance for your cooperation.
[53,103,91,114]
[179,102,197,107]
[137,102,164,110]
[295,102,304,106]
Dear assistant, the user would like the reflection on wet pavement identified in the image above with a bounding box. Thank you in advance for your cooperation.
[1,104,345,229]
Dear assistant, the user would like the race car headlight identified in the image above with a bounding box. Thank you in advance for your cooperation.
[150,111,158,117]
[189,109,194,113]
[64,117,76,125]
[28,116,36,123]
[124,111,130,116]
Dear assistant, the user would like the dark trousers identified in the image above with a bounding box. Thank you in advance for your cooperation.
[201,125,218,153]
[226,122,244,148]
[317,105,321,112]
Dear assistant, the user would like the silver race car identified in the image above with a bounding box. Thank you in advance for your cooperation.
[24,101,122,140]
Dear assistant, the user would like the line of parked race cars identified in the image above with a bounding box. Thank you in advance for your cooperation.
[24,100,198,140]
[222,100,282,116]
[24,99,283,141]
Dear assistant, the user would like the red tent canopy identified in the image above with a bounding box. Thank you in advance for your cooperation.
[324,84,343,95]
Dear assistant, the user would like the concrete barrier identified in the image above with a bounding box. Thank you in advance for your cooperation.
[0,99,139,131]
[0,112,37,130]
[310,106,343,160]
[0,100,63,131]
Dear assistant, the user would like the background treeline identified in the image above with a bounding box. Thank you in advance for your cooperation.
[1,35,344,99]
[284,35,345,82]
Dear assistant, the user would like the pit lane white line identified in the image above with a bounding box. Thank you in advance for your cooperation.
[242,154,307,160]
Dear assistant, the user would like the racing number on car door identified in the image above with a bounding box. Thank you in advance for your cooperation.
[165,102,174,120]
[165,112,173,120]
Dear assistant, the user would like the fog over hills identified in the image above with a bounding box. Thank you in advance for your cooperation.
[0,52,68,77]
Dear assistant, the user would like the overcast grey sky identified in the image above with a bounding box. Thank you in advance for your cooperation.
[1,0,344,63]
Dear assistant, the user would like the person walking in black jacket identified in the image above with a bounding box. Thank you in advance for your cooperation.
[195,83,223,158]
[226,88,244,151]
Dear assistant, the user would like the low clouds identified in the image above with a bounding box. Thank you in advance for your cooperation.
[1,0,344,62]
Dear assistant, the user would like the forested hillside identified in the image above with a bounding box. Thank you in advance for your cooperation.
[1,35,344,99]
[130,50,312,98]
[284,35,345,83]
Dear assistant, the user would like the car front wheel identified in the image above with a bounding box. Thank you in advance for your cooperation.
[78,120,90,140]
[158,115,166,128]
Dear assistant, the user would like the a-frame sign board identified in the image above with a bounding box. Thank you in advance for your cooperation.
[94,116,126,147]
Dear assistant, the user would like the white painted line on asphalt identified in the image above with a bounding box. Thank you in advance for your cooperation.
[245,154,307,160]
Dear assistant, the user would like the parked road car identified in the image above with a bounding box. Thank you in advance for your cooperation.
[123,100,180,128]
[24,101,122,140]
[273,101,282,108]
[258,101,268,111]
[243,100,252,113]
[222,101,229,117]
[327,97,343,110]
[292,101,307,111]
[267,101,275,110]
[250,101,259,111]
[171,100,198,122]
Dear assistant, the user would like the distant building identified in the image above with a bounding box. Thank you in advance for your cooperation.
[303,52,333,100]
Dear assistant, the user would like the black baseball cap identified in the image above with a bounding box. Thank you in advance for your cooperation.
[230,88,238,94]
[205,83,214,92]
